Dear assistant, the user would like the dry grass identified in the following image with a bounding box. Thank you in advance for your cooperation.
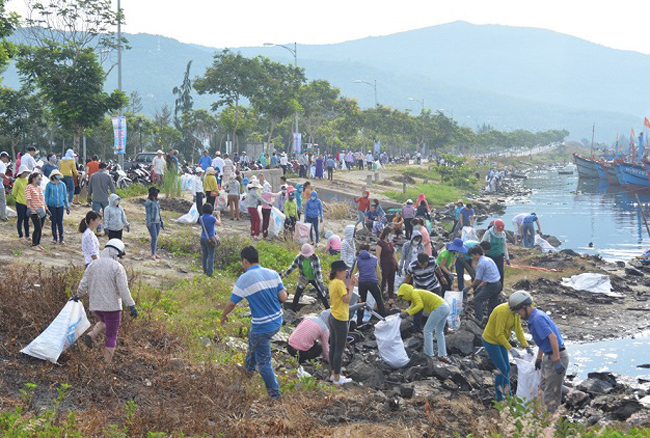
[323,201,356,220]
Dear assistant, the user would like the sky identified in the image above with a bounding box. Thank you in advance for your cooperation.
[6,0,650,55]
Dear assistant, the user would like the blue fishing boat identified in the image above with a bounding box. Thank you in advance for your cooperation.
[613,161,627,185]
[593,162,607,179]
[619,161,650,187]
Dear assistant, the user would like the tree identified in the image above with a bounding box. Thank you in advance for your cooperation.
[249,57,305,149]
[0,0,19,79]
[173,60,194,155]
[298,80,342,149]
[18,44,127,151]
[0,86,47,158]
[194,49,262,153]
[128,90,144,115]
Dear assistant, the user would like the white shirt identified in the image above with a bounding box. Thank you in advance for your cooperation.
[365,154,373,162]
[212,157,225,172]
[152,156,166,175]
[191,175,204,194]
[22,154,37,170]
[82,228,100,265]
[512,213,527,229]
[280,156,288,166]
[0,161,6,176]
[222,158,234,178]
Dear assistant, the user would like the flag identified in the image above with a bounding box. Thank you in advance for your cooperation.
[645,117,650,129]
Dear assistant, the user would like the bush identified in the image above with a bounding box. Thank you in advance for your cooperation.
[115,183,148,199]
[6,192,16,206]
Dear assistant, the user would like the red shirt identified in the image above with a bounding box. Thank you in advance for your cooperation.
[87,161,99,178]
[355,196,370,212]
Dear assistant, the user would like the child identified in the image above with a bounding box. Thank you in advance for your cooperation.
[103,193,130,240]
[284,188,298,234]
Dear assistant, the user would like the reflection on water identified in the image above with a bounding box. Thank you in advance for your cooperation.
[567,336,650,382]
[482,170,650,261]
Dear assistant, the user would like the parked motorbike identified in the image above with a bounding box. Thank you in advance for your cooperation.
[108,163,132,189]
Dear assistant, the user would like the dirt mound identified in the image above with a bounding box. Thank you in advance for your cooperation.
[132,196,193,214]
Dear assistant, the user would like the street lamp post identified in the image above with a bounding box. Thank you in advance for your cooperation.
[264,42,298,153]
[408,97,425,113]
[116,0,124,168]
[354,79,377,107]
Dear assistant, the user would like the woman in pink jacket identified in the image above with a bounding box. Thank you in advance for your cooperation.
[25,172,46,250]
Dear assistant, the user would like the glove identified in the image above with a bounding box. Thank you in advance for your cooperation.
[69,295,80,302]
[399,312,408,319]
[553,360,566,375]
[535,359,542,370]
[130,305,139,318]
[462,286,470,294]
[510,348,521,359]
[526,346,534,356]
[506,259,511,266]
[320,218,323,223]
[66,208,70,215]
[125,224,130,233]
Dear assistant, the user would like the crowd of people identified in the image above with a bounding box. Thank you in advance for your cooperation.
[1,147,563,413]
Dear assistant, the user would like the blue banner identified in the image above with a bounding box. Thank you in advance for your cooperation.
[112,116,127,155]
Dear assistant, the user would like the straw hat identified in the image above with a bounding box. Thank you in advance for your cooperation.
[49,169,63,179]
[156,149,164,155]
[206,167,216,175]
[247,181,261,189]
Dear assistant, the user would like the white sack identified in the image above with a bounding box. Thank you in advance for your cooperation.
[461,226,479,242]
[294,221,311,244]
[21,300,91,364]
[534,234,557,253]
[268,207,286,238]
[515,355,541,402]
[444,290,464,330]
[175,203,199,224]
[561,273,622,297]
[374,314,409,369]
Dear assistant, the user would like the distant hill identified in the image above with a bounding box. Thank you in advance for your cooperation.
[4,21,649,141]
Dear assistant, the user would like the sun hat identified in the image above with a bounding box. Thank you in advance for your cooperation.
[18,165,30,175]
[446,238,468,253]
[300,243,315,257]
[206,167,216,175]
[406,199,413,204]
[247,180,261,189]
[195,167,204,174]
[156,149,164,154]
[286,185,296,193]
[0,151,9,158]
[49,169,63,179]
[456,199,464,205]
[216,151,221,156]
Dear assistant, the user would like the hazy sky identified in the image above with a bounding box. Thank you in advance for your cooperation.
[7,0,650,55]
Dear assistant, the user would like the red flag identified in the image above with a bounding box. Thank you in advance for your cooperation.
[645,117,650,129]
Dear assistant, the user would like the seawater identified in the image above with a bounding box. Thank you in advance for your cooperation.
[482,168,650,262]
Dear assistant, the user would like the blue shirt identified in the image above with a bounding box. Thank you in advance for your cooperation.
[326,158,335,168]
[199,156,212,171]
[44,181,70,209]
[200,214,216,239]
[230,265,285,334]
[454,206,462,220]
[459,207,475,225]
[270,156,279,167]
[527,308,564,354]
[475,256,501,283]
[523,214,538,224]
[41,163,57,178]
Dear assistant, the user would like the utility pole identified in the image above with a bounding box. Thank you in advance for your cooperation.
[117,0,124,168]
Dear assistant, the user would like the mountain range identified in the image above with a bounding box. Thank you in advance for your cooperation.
[4,21,649,142]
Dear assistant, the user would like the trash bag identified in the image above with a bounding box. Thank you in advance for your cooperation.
[461,226,479,242]
[374,314,409,369]
[268,207,286,238]
[176,203,199,224]
[6,206,17,218]
[444,290,463,330]
[216,190,228,212]
[560,273,622,297]
[21,300,91,364]
[294,221,312,244]
[180,174,193,192]
[515,355,541,402]
[362,290,376,323]
[239,194,248,214]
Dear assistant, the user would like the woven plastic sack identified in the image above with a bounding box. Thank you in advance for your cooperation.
[444,290,463,330]
[294,221,312,244]
[374,314,409,369]
[268,207,286,237]
[515,355,541,402]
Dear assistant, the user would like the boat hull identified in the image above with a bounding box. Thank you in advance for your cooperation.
[602,163,620,185]
[619,162,650,186]
[573,153,599,179]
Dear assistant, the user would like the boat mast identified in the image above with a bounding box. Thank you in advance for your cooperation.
[591,123,595,159]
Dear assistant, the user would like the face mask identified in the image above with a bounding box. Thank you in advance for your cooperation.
[411,241,419,247]
[388,235,394,241]
[414,225,421,230]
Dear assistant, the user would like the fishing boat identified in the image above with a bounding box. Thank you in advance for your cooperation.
[613,161,627,185]
[618,161,650,187]
[601,162,620,185]
[594,162,607,179]
[573,153,599,179]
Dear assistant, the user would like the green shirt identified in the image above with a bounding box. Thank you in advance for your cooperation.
[436,249,456,270]
[302,258,315,281]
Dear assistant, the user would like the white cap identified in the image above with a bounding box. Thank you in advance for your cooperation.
[195,167,204,173]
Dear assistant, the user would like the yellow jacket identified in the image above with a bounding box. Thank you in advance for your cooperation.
[204,175,219,192]
[397,284,444,316]
[482,303,528,349]
[59,159,78,177]
[12,176,28,205]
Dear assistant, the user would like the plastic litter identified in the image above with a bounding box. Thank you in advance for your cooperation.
[560,273,623,297]
[294,221,312,244]
[534,234,557,253]
[515,353,541,402]
[461,226,479,242]
[444,290,463,330]
[175,203,199,224]
[268,207,286,238]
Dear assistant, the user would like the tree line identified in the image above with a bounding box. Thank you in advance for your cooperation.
[0,0,569,163]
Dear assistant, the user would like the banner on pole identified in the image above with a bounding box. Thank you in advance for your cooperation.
[293,133,302,154]
[374,140,381,154]
[112,116,127,155]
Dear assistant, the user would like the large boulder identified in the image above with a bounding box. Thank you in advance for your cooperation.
[591,395,644,421]
[577,372,620,396]
[347,361,385,389]
[445,330,476,355]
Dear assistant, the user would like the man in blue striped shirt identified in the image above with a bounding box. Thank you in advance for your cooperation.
[463,244,502,324]
[221,246,288,398]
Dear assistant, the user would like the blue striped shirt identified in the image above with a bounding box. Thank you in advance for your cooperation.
[44,181,69,209]
[230,265,285,334]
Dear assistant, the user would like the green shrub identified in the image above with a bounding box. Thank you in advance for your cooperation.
[116,183,148,199]
[6,192,16,206]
